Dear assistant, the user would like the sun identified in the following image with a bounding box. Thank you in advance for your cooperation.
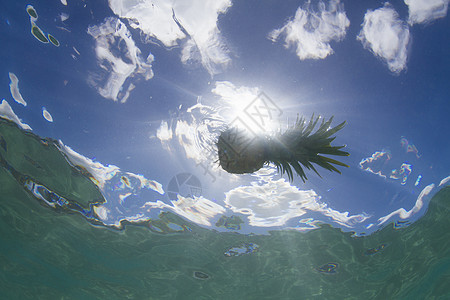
[222,91,283,136]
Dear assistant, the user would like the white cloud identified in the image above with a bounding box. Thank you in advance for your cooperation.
[87,17,154,102]
[42,107,53,122]
[108,0,184,47]
[211,81,282,134]
[439,175,450,186]
[143,195,225,226]
[0,99,32,130]
[155,104,221,167]
[168,195,225,226]
[225,178,369,228]
[357,4,410,73]
[378,183,434,225]
[57,140,164,225]
[93,205,109,221]
[174,119,203,162]
[156,120,172,141]
[57,141,164,195]
[60,13,69,22]
[269,0,350,60]
[57,140,120,189]
[8,72,27,106]
[211,81,259,109]
[404,0,449,25]
[108,0,232,75]
[126,172,164,195]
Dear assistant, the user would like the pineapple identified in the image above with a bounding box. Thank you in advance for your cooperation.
[217,114,349,182]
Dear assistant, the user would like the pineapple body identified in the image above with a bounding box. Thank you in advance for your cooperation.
[217,129,265,174]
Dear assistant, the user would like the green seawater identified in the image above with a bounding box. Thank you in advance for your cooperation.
[48,34,60,47]
[0,118,449,299]
[31,24,49,44]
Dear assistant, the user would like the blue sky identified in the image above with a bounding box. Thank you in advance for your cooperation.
[0,0,449,234]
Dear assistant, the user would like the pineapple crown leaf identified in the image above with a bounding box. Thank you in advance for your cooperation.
[269,114,349,182]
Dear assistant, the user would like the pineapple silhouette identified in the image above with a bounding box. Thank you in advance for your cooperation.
[217,114,349,182]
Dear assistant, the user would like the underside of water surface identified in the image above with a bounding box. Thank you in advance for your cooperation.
[0,117,449,299]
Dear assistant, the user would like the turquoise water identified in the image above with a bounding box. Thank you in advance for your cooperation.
[1,117,449,299]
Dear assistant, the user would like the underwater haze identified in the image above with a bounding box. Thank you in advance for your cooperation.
[1,0,449,299]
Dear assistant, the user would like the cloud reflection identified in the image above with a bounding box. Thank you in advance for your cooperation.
[108,0,232,75]
[143,195,225,227]
[87,17,154,102]
[42,107,53,122]
[378,183,434,225]
[359,150,391,179]
[8,72,27,106]
[269,0,350,60]
[357,4,410,73]
[156,120,172,141]
[0,100,32,130]
[404,0,449,25]
[225,178,369,228]
[57,141,164,226]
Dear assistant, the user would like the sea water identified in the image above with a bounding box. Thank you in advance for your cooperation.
[1,118,449,299]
